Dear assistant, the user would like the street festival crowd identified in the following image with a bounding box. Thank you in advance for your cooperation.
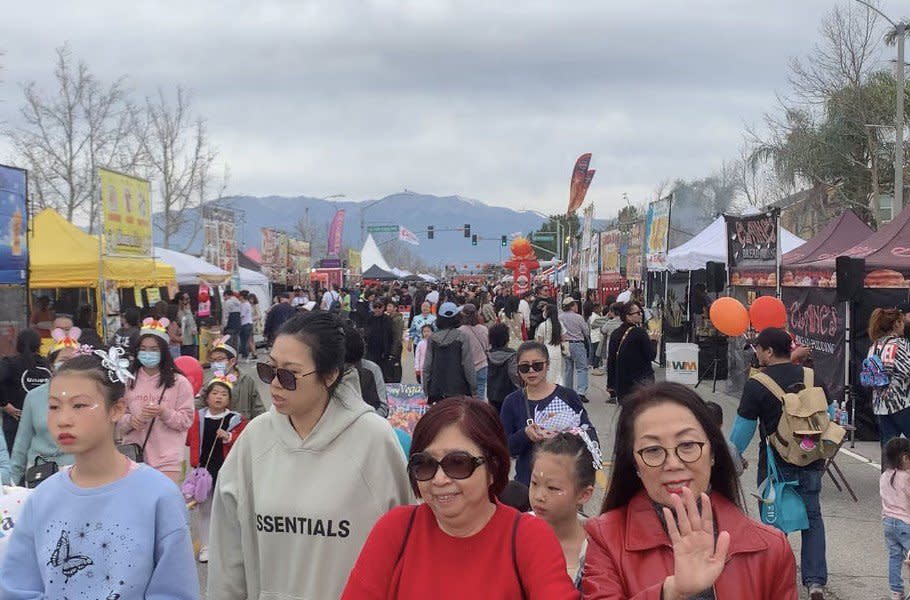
[6,280,910,599]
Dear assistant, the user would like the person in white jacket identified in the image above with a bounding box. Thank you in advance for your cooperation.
[207,311,414,600]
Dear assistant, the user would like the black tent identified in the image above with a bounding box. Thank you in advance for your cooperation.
[362,264,399,280]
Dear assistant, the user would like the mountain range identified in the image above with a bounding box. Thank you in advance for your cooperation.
[154,191,571,267]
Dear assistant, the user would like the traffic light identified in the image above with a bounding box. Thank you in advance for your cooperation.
[501,235,507,247]
[464,223,471,238]
[427,225,434,240]
[471,234,478,246]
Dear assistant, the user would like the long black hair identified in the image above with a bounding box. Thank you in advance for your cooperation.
[884,437,910,487]
[130,334,180,389]
[15,329,42,370]
[601,381,742,513]
[504,296,519,320]
[541,303,562,346]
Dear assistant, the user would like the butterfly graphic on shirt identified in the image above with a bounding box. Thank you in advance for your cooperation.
[46,529,93,582]
[106,593,121,600]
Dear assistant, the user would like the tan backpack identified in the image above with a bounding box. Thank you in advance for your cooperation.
[750,368,846,467]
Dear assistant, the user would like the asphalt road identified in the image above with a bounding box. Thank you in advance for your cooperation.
[196,350,890,600]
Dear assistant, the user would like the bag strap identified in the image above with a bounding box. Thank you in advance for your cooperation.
[750,372,787,402]
[802,368,814,389]
[140,386,168,454]
[202,414,230,469]
[511,512,527,600]
[394,506,420,569]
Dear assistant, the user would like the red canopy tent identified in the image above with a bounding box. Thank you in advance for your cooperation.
[782,210,873,266]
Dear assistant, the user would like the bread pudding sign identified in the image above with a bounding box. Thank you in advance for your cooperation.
[726,211,780,287]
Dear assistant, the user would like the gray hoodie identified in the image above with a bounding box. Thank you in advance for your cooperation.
[422,328,477,398]
[207,370,414,599]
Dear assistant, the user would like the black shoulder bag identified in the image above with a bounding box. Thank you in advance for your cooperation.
[24,455,59,488]
[117,386,167,463]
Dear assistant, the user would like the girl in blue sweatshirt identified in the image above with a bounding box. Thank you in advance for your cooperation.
[0,349,199,600]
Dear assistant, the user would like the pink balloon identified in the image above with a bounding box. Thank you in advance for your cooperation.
[175,355,204,395]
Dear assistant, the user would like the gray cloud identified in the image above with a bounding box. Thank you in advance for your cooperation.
[0,0,904,221]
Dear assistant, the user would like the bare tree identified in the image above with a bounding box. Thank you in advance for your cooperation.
[143,86,225,250]
[6,45,143,228]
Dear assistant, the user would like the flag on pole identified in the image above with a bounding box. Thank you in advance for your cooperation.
[567,153,593,215]
[398,225,420,246]
[327,209,345,256]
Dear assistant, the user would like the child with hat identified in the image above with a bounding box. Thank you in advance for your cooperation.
[201,336,266,421]
[186,371,246,563]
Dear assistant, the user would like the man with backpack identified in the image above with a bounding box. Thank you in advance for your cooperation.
[421,302,476,403]
[729,327,842,600]
[321,284,342,313]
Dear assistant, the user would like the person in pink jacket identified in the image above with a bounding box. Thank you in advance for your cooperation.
[117,317,195,483]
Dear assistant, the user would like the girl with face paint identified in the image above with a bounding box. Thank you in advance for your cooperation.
[117,318,195,484]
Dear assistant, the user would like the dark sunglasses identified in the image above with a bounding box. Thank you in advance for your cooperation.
[517,360,547,374]
[256,362,316,391]
[408,451,486,481]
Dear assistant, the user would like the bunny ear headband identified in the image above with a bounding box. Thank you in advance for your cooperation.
[567,426,606,474]
[208,370,237,391]
[211,335,237,358]
[93,346,135,384]
[140,317,169,342]
[51,327,83,353]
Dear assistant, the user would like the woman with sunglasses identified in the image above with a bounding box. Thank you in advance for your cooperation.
[583,382,796,599]
[606,301,659,404]
[207,311,413,600]
[500,342,596,486]
[343,397,580,599]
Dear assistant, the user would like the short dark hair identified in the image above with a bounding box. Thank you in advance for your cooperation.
[489,323,510,348]
[754,327,792,358]
[601,382,742,513]
[617,301,643,322]
[704,401,724,428]
[276,312,346,393]
[343,320,365,364]
[409,397,510,501]
[498,480,531,512]
[609,302,623,314]
[517,341,549,364]
[123,306,141,328]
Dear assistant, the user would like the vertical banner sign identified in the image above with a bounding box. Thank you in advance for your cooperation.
[580,205,594,293]
[783,286,844,401]
[327,209,345,257]
[260,228,288,285]
[600,229,621,280]
[588,231,600,291]
[287,239,311,285]
[0,165,27,284]
[203,206,237,275]
[645,199,671,271]
[567,153,594,215]
[625,221,644,281]
[99,167,152,256]
[348,249,362,275]
[725,211,779,288]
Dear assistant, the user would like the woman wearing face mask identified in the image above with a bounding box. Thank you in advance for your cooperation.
[500,342,596,486]
[342,397,580,599]
[582,382,797,599]
[9,330,81,485]
[117,318,195,484]
[208,311,413,600]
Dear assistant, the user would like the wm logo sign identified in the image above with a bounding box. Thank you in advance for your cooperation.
[670,361,697,371]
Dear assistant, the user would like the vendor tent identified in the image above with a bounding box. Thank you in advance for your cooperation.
[153,247,229,285]
[803,204,910,272]
[362,264,399,280]
[30,209,175,288]
[666,216,805,272]
[782,210,872,266]
[361,234,392,272]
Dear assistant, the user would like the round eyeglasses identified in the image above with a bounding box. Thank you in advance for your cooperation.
[636,441,706,468]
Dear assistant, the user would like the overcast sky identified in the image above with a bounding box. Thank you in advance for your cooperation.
[0,0,904,219]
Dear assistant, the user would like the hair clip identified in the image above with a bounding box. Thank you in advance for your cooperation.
[567,426,605,473]
[93,347,135,384]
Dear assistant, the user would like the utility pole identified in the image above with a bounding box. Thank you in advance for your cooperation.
[896,21,906,214]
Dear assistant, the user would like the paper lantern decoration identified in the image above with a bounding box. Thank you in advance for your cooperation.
[709,297,750,337]
[511,237,532,258]
[749,296,787,332]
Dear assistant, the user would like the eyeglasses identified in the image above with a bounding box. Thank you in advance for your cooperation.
[517,361,547,374]
[256,362,316,391]
[636,441,707,468]
[408,451,486,481]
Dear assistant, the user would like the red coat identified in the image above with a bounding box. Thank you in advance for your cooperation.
[582,490,797,600]
[185,408,246,467]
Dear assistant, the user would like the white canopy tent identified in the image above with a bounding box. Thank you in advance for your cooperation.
[153,247,229,285]
[666,216,805,272]
[361,234,393,272]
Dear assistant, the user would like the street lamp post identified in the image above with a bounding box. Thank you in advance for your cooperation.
[360,196,397,245]
[853,0,907,213]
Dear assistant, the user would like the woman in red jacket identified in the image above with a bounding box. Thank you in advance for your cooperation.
[343,396,580,599]
[582,382,797,600]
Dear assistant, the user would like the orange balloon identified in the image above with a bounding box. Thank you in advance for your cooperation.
[709,297,750,337]
[749,296,787,332]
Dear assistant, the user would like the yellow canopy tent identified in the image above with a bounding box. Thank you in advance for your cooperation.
[29,208,175,288]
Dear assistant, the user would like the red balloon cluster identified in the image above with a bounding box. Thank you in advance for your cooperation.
[709,295,788,337]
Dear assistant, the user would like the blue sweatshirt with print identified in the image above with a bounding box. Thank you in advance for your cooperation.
[0,463,198,600]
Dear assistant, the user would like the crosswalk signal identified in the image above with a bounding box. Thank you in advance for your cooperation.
[464,224,471,238]
[471,234,478,246]
[427,225,434,240]
[501,235,507,247]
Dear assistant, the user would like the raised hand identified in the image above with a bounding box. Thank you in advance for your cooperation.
[661,488,730,600]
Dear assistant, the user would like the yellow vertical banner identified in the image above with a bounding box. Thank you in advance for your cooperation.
[99,168,152,256]
[348,249,361,275]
